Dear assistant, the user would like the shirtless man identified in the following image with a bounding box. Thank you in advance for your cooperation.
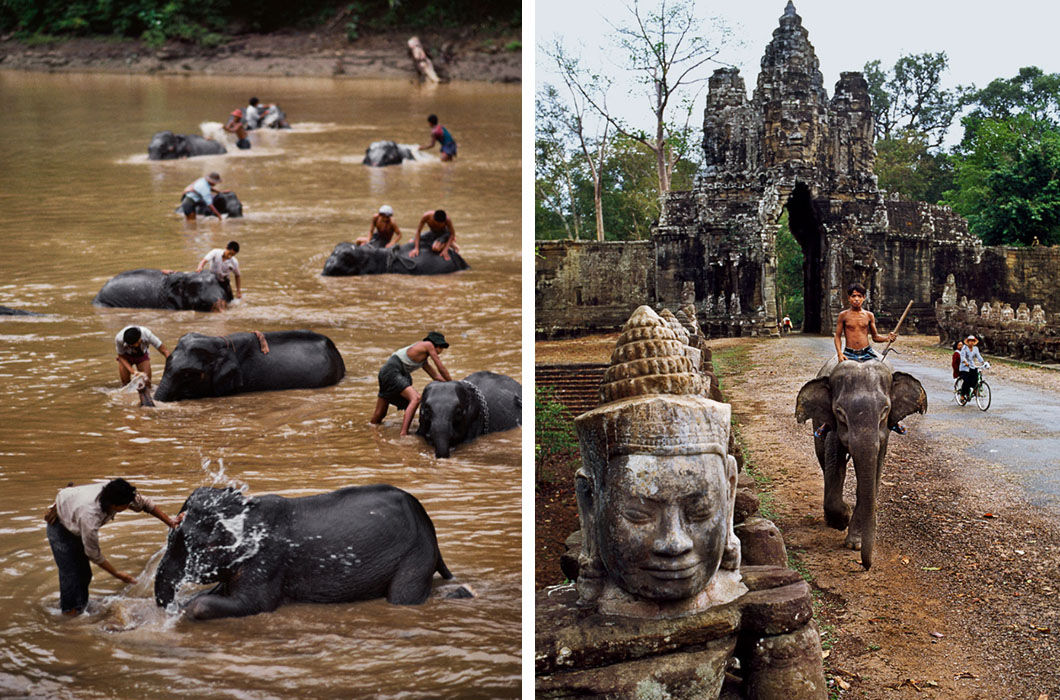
[410,209,459,260]
[224,109,250,149]
[355,205,402,248]
[834,283,896,363]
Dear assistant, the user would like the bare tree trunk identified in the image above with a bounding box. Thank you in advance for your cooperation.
[407,37,440,83]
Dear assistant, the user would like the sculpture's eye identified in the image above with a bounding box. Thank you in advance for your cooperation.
[685,504,714,522]
[621,507,653,524]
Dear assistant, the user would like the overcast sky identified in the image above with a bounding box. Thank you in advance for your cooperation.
[535,0,1060,144]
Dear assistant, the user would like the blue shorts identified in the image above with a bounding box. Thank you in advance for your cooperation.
[441,141,457,157]
[843,347,880,362]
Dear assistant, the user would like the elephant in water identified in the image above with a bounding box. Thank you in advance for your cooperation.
[148,131,226,159]
[153,330,345,402]
[795,358,927,569]
[362,140,416,166]
[417,371,522,458]
[184,191,244,218]
[154,485,453,620]
[0,306,41,316]
[322,240,469,276]
[93,269,232,312]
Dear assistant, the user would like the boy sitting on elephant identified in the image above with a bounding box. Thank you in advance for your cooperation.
[371,332,452,437]
[834,283,896,364]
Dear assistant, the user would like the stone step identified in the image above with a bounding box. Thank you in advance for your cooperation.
[535,363,608,416]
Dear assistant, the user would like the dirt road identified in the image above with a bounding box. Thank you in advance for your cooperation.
[719,334,1060,698]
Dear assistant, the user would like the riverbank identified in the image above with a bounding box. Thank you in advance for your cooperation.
[0,27,520,82]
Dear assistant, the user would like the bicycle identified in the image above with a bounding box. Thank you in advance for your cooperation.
[953,363,991,411]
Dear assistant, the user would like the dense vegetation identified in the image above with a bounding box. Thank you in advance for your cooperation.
[0,0,520,46]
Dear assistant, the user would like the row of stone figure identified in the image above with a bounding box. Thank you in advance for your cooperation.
[536,304,829,699]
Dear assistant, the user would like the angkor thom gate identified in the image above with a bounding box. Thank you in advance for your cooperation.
[536,2,1060,338]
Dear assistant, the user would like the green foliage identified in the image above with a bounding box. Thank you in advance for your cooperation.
[535,386,578,464]
[944,114,1060,245]
[775,211,805,328]
[504,39,520,52]
[963,66,1060,128]
[863,52,969,148]
[874,131,954,204]
[0,0,520,44]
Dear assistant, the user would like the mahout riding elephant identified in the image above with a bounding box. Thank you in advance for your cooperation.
[93,269,231,312]
[148,131,226,160]
[362,140,416,166]
[153,330,345,402]
[154,484,453,620]
[186,191,244,218]
[417,371,522,458]
[795,358,927,569]
[321,240,469,276]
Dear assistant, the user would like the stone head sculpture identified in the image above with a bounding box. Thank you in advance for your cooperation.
[574,306,745,617]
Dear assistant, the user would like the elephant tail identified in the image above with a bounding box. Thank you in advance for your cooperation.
[436,553,453,580]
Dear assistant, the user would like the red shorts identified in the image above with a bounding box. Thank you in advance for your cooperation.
[121,352,149,365]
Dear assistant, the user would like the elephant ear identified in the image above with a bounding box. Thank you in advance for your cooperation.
[212,353,244,396]
[890,371,928,422]
[465,384,486,438]
[795,376,834,428]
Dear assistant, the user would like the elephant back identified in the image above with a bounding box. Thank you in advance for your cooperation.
[464,371,522,432]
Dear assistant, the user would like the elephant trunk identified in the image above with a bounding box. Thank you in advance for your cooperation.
[849,434,881,570]
[154,534,187,607]
[153,372,176,402]
[432,433,451,459]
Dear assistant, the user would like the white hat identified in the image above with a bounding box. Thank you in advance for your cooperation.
[378,205,394,216]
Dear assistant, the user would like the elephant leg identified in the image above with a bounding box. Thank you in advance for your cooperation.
[386,553,435,605]
[184,581,280,620]
[820,431,851,530]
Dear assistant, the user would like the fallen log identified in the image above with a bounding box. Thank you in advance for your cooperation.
[407,36,440,83]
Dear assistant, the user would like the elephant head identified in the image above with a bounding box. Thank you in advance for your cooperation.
[148,131,181,160]
[322,243,390,276]
[417,380,486,458]
[795,361,927,569]
[160,272,229,312]
[155,487,259,607]
[154,333,244,401]
[362,140,415,167]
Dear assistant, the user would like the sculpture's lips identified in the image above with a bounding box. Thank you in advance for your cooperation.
[643,564,700,580]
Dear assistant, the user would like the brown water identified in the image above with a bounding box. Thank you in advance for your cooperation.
[0,71,521,698]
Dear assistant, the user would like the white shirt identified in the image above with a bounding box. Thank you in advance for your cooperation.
[53,483,154,563]
[959,345,984,371]
[202,248,241,281]
[186,177,215,206]
[115,326,163,356]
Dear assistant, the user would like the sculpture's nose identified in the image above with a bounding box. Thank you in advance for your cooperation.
[653,506,693,556]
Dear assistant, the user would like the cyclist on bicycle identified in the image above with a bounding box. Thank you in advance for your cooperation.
[958,334,988,401]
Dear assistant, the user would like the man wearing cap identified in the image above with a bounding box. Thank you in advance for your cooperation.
[178,172,226,221]
[224,109,250,149]
[355,205,402,248]
[371,332,453,436]
[958,334,987,402]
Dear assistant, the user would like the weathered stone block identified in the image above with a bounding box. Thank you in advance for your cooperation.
[746,623,828,700]
[735,516,788,567]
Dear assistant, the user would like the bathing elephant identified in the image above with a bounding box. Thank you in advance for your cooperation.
[148,131,227,159]
[153,330,345,402]
[795,359,927,570]
[93,269,231,312]
[417,371,522,458]
[154,484,453,620]
[322,240,469,276]
[246,104,290,130]
[362,140,416,166]
[186,191,244,218]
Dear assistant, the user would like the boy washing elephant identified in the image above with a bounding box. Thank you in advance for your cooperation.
[371,332,452,436]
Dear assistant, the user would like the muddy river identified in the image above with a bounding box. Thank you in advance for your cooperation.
[0,71,521,698]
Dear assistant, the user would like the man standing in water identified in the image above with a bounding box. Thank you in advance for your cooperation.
[421,114,457,161]
[114,325,169,389]
[371,332,452,436]
[196,241,242,308]
[224,108,250,149]
[410,209,459,260]
[45,478,181,616]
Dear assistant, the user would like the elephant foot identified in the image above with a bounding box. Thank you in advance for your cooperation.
[843,532,863,551]
[824,503,851,530]
[438,583,475,599]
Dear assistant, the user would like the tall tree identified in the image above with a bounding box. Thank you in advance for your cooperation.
[960,66,1060,140]
[536,84,586,240]
[863,52,968,149]
[544,0,733,194]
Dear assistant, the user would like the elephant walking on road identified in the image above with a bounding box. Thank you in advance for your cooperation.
[154,485,453,620]
[417,371,522,458]
[795,359,926,569]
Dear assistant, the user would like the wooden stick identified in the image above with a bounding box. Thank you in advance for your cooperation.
[881,300,914,357]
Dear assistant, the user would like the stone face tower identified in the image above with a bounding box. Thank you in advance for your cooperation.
[658,1,921,333]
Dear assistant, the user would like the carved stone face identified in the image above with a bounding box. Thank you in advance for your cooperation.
[597,453,729,602]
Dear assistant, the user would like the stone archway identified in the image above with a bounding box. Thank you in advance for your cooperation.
[785,183,827,333]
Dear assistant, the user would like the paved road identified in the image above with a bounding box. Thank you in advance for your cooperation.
[793,335,1060,510]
